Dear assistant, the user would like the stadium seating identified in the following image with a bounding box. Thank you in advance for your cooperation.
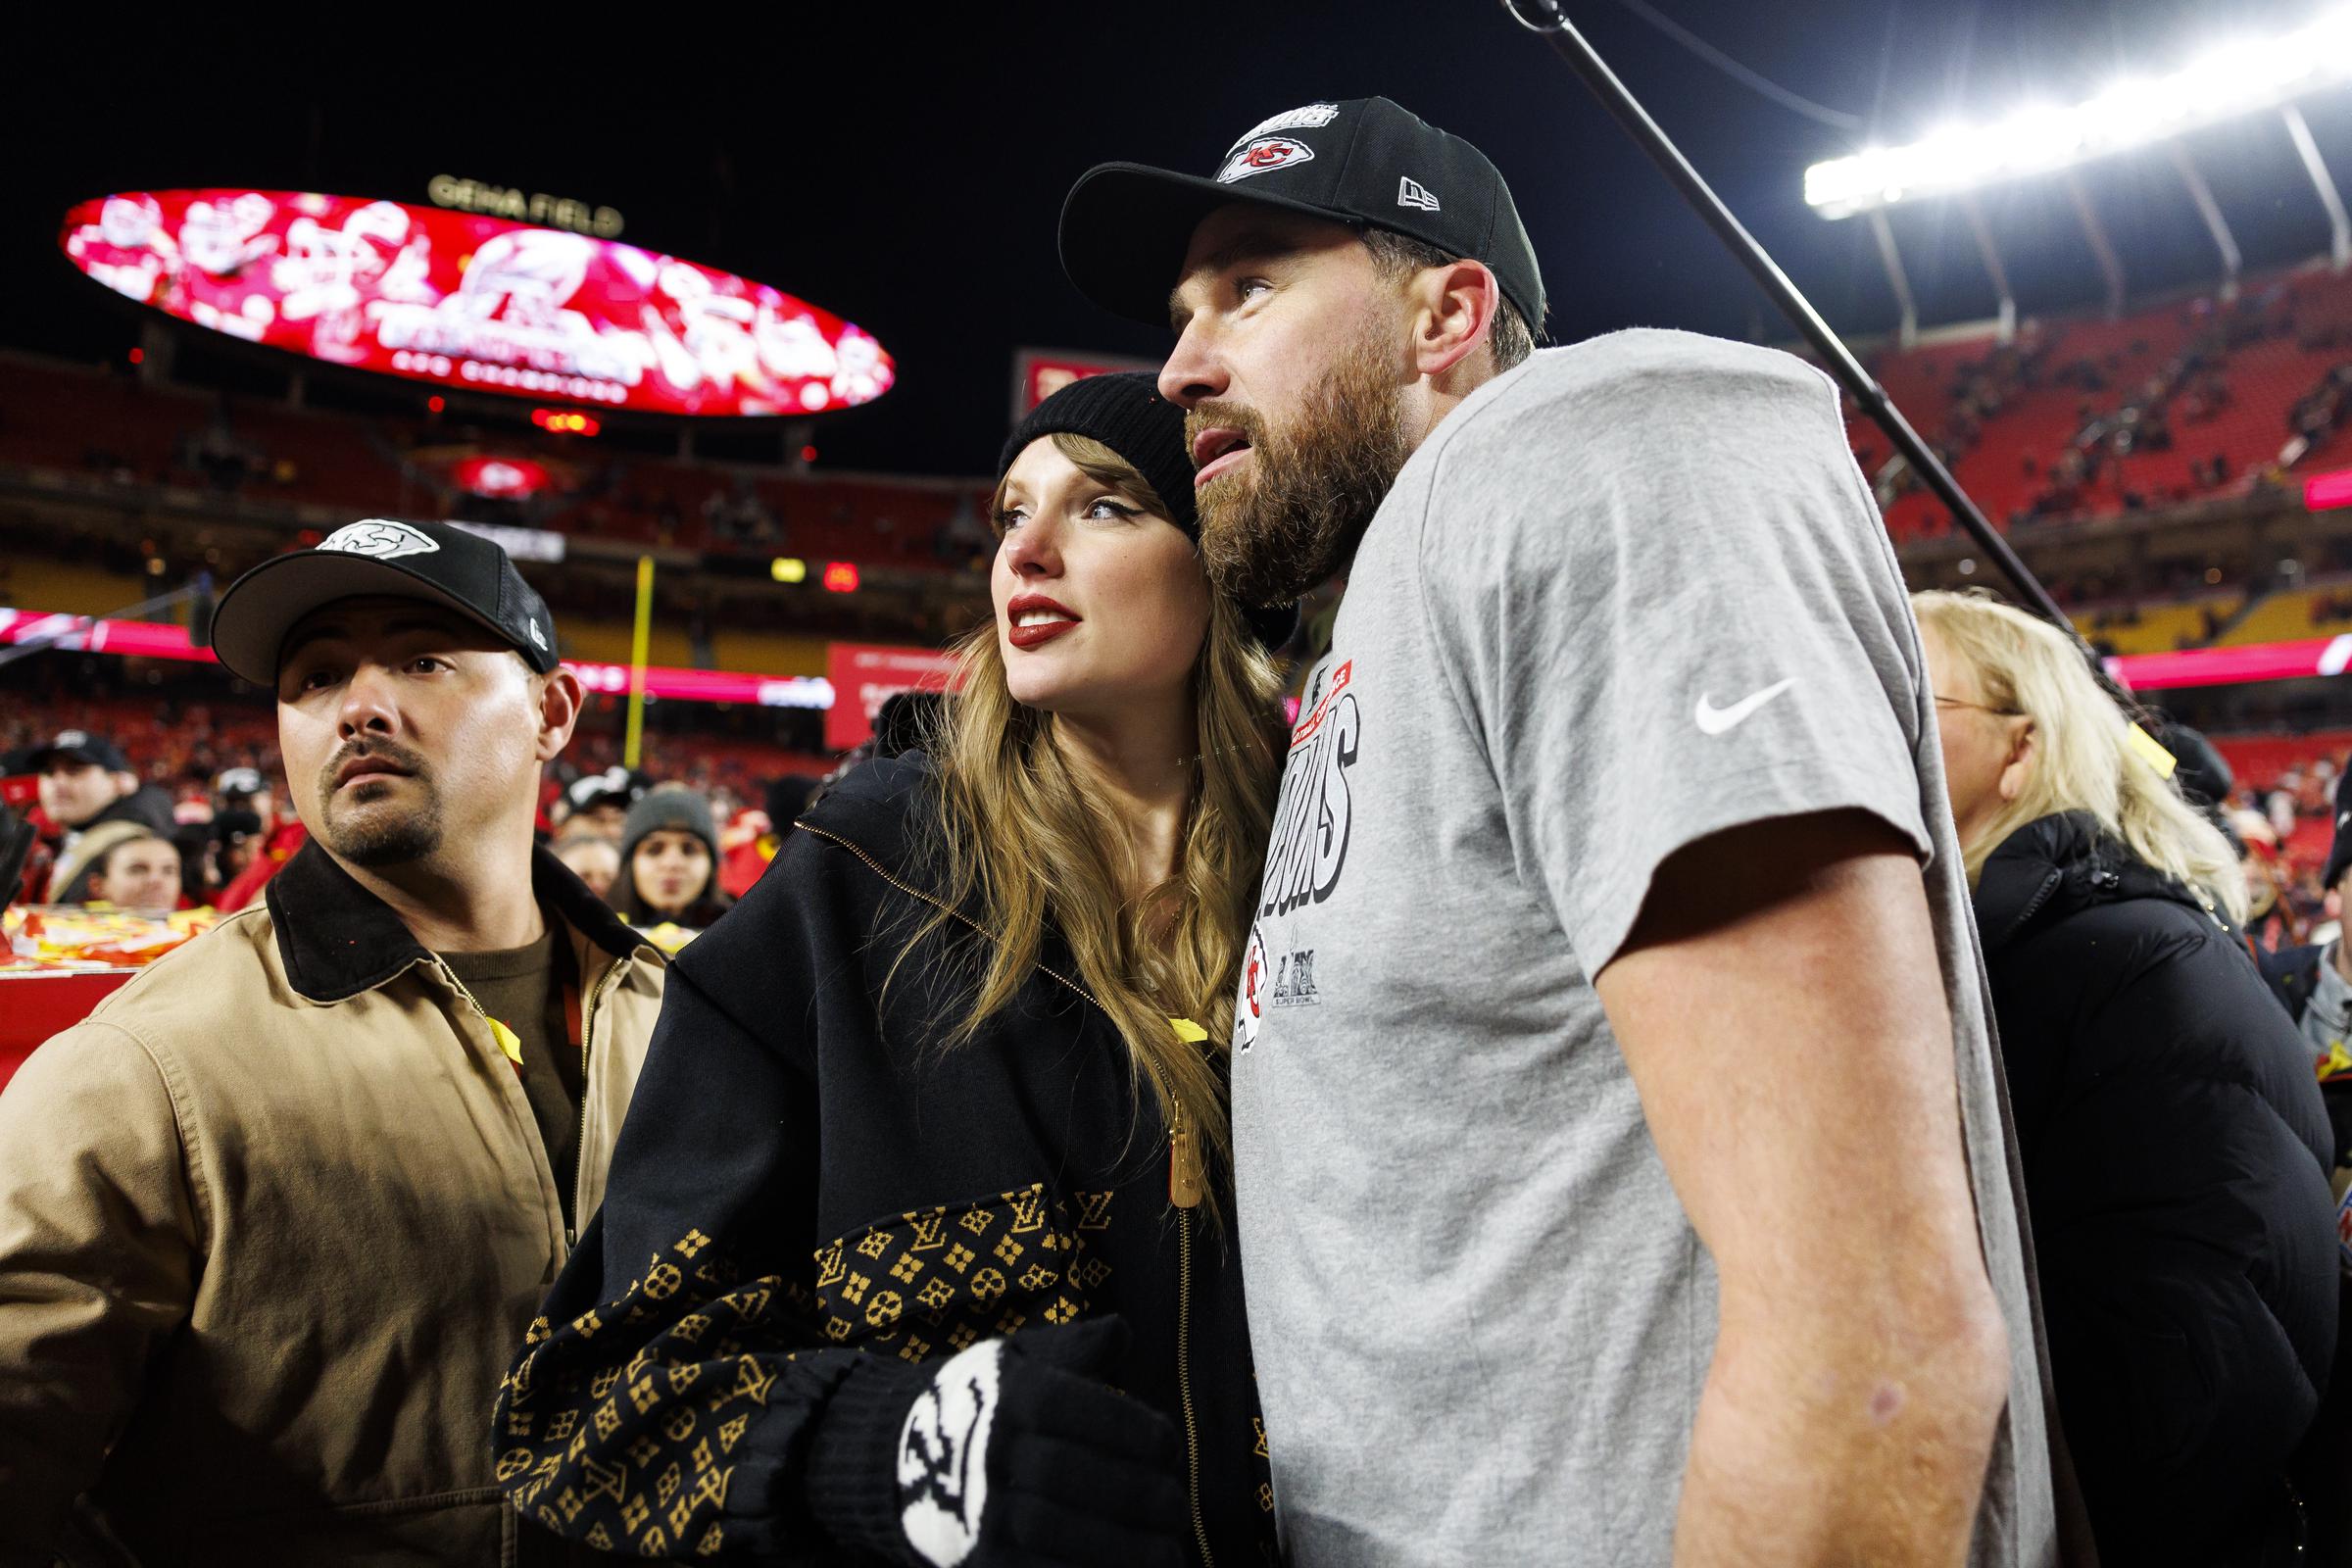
[1856,263,2352,542]
[2,690,832,809]
[0,355,994,576]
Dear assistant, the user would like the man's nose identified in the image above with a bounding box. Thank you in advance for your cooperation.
[1159,318,1228,409]
[336,662,402,739]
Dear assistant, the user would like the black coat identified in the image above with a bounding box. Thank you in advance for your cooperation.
[494,754,1275,1564]
[1975,812,2337,1564]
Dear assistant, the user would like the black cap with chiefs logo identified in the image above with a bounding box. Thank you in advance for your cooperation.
[209,517,562,687]
[1059,97,1545,333]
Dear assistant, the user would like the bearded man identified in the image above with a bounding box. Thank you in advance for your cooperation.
[1059,99,2073,1566]
[0,517,666,1563]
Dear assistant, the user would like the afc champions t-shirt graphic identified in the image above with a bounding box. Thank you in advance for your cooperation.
[1236,656,1358,1054]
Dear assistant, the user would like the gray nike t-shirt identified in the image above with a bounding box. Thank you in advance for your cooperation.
[1230,329,2056,1566]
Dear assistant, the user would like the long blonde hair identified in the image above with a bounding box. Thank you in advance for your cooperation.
[1913,589,2245,921]
[910,431,1286,1198]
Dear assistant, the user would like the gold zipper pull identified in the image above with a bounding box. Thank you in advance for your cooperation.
[1165,1018,1208,1209]
[1168,1105,1204,1209]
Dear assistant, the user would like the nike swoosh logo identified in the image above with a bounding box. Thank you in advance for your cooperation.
[1695,678,1796,735]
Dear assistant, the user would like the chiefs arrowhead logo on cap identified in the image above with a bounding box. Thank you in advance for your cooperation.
[1217,136,1316,184]
[1228,103,1340,150]
[317,519,441,562]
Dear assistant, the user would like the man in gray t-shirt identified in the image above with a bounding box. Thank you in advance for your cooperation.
[1062,99,2068,1565]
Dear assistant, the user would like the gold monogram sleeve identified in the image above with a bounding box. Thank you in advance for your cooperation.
[490,957,906,1559]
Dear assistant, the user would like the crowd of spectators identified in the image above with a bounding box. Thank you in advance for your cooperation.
[2,710,825,937]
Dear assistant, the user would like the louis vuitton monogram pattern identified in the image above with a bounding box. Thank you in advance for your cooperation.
[811,1182,1114,1362]
[493,1185,1119,1556]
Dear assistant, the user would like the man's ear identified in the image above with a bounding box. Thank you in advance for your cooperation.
[536,668,585,763]
[1408,257,1498,381]
[111,770,140,799]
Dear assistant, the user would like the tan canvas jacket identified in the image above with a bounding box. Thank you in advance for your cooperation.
[0,841,666,1565]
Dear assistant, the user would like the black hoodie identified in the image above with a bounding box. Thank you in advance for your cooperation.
[495,754,1275,1564]
[1974,811,2337,1564]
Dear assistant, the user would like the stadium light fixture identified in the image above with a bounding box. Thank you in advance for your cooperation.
[1806,5,2352,218]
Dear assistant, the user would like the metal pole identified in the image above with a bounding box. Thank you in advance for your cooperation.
[2282,103,2352,271]
[1960,196,2017,345]
[624,555,655,769]
[1500,0,2070,634]
[2063,173,2128,319]
[2168,143,2241,304]
[1868,211,1919,350]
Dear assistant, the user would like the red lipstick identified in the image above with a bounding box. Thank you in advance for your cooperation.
[1005,593,1081,651]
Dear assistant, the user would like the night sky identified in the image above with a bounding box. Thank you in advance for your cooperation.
[9,0,2351,477]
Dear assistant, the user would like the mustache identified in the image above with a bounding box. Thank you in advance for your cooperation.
[1183,401,1267,467]
[320,737,431,789]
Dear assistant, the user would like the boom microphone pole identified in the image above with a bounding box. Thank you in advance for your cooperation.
[1500,0,2069,631]
[1502,0,2179,775]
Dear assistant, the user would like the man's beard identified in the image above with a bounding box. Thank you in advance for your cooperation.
[316,740,444,867]
[1191,325,1413,608]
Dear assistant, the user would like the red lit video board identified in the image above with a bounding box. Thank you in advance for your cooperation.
[60,190,894,417]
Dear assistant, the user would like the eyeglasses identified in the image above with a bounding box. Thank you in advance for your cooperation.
[1934,694,2023,717]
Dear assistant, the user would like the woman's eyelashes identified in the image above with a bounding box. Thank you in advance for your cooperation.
[994,497,1141,535]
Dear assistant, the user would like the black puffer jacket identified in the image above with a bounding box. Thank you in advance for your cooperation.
[1976,812,2337,1564]
[494,754,1275,1564]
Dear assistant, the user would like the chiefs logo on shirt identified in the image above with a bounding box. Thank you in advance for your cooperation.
[1235,925,1267,1052]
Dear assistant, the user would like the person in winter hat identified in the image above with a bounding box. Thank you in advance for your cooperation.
[611,786,730,930]
[495,371,1291,1563]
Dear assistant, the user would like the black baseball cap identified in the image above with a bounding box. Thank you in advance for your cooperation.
[28,729,130,773]
[209,517,562,687]
[566,766,651,813]
[1060,97,1545,332]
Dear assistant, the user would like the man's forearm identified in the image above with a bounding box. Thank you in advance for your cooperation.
[1671,1294,2011,1566]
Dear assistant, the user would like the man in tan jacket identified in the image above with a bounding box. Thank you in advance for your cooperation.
[0,518,667,1564]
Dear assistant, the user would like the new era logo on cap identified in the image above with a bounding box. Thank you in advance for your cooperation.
[1397,176,1441,212]
[318,519,442,562]
[55,730,89,750]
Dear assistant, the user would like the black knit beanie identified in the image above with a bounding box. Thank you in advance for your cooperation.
[1000,372,1199,538]
[998,371,1297,650]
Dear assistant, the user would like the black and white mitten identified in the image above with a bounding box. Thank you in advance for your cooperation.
[895,1317,1186,1568]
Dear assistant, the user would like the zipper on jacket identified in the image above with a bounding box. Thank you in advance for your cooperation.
[803,819,1217,1561]
[1178,1204,1213,1568]
[567,955,627,1250]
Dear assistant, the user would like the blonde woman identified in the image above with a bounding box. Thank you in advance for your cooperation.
[1916,588,2335,1565]
[494,374,1289,1567]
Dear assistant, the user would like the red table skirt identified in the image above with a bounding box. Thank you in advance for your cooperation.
[0,971,134,1089]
